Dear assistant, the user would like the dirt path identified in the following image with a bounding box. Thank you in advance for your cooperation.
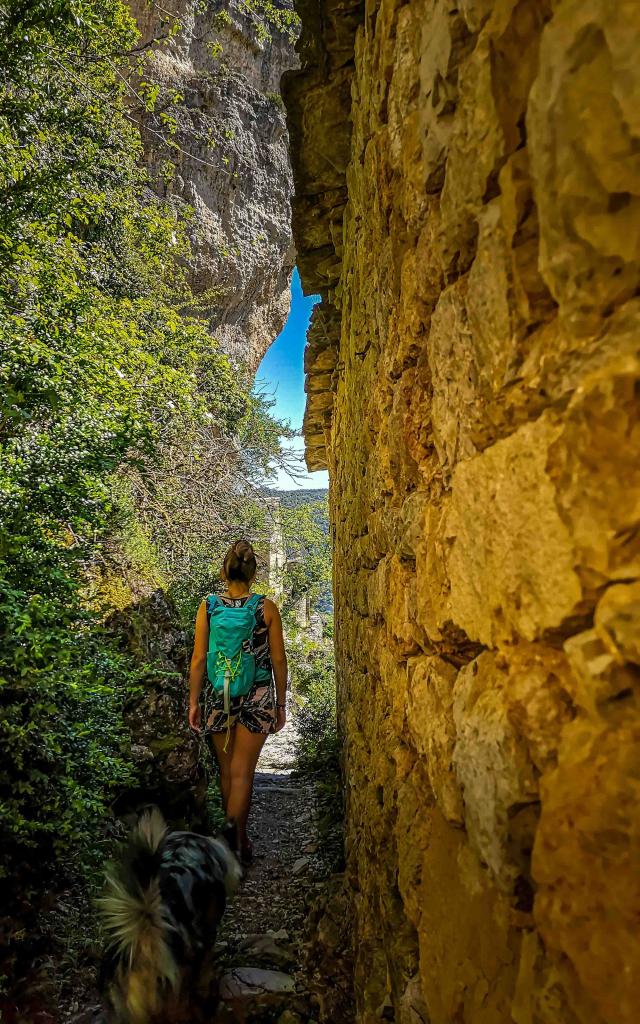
[213,722,326,1022]
[52,722,343,1024]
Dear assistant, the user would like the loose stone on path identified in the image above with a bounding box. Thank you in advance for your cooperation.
[213,722,323,1023]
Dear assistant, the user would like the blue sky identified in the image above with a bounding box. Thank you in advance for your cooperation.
[254,268,329,490]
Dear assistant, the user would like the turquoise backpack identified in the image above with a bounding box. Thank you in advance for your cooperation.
[206,593,262,717]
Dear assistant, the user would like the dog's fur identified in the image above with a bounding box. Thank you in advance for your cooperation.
[97,808,242,1024]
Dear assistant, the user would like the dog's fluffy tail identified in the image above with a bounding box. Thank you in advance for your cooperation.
[98,808,178,1020]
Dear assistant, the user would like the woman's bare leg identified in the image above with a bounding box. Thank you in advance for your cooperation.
[210,730,236,813]
[226,725,268,853]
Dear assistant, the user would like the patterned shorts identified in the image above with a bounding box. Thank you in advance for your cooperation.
[205,676,276,736]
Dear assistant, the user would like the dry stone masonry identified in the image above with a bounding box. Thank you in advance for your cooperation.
[285,1,640,1022]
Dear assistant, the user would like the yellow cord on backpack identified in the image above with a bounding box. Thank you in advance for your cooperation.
[223,667,231,752]
[219,650,242,752]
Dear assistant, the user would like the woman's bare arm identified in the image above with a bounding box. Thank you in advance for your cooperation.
[264,598,287,707]
[188,600,209,731]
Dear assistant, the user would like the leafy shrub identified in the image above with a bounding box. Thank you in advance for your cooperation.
[0,601,136,885]
[266,91,286,111]
[291,641,339,772]
[0,0,307,1007]
[0,0,290,900]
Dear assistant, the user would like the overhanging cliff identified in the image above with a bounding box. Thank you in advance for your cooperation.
[130,0,297,371]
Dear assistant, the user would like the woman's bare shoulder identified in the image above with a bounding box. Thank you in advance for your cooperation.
[262,597,281,622]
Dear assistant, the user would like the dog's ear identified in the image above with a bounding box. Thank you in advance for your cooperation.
[120,802,160,831]
[136,801,161,820]
[221,818,238,852]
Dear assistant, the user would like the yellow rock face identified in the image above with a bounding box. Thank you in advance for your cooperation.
[285,0,640,1020]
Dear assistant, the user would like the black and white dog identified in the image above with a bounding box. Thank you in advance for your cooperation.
[97,808,242,1024]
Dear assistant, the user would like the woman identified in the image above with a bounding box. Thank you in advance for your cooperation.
[188,539,288,865]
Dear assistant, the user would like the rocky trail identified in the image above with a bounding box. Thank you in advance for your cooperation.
[45,721,347,1024]
[213,723,331,1023]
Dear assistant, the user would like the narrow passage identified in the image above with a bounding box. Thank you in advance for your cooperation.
[213,723,327,1023]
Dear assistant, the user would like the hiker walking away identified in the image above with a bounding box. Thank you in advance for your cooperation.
[188,539,288,865]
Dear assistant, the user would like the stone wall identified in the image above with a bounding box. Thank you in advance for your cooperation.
[129,0,297,370]
[285,1,640,1022]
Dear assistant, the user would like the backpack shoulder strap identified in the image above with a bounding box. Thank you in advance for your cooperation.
[205,594,220,623]
[246,592,262,612]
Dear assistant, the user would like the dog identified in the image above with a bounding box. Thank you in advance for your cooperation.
[97,808,242,1024]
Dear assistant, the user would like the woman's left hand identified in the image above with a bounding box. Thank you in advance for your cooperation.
[274,707,286,733]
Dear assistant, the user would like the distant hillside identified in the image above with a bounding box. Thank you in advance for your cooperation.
[267,487,328,509]
[266,488,333,613]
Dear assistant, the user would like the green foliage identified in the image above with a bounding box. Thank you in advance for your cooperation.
[116,384,295,625]
[0,0,161,893]
[289,632,343,869]
[266,91,286,110]
[0,0,294,904]
[290,634,338,771]
[280,496,332,612]
[239,0,301,42]
[0,605,136,881]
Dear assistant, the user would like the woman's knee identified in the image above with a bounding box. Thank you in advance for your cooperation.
[229,767,254,788]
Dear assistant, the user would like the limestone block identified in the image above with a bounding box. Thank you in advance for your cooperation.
[512,932,608,1024]
[563,579,640,714]
[447,416,582,646]
[304,340,338,374]
[394,490,430,560]
[377,646,409,735]
[387,4,424,186]
[458,0,494,32]
[394,757,435,936]
[533,712,640,1024]
[496,150,556,330]
[547,365,640,590]
[418,808,520,1024]
[500,647,574,775]
[439,35,502,272]
[428,279,479,473]
[419,2,467,193]
[365,509,392,563]
[501,297,640,439]
[367,556,391,624]
[218,966,296,1000]
[465,200,516,391]
[397,971,430,1024]
[595,581,640,664]
[304,370,335,393]
[563,628,634,716]
[387,563,423,658]
[352,530,385,571]
[453,653,539,888]
[406,655,464,824]
[369,555,421,656]
[393,211,444,362]
[430,164,554,470]
[528,0,640,330]
[388,364,433,491]
[414,498,452,646]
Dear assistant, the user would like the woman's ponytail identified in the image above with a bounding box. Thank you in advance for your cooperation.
[222,540,257,583]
